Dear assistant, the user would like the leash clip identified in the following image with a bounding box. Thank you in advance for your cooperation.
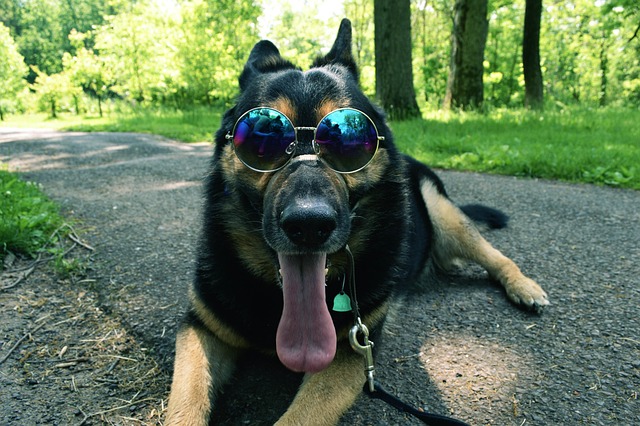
[349,318,375,393]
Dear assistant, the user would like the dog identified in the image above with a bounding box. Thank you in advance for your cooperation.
[166,19,549,425]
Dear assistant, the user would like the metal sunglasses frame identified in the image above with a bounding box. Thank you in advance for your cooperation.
[225,107,385,174]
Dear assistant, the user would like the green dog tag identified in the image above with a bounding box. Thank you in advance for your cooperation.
[332,292,352,312]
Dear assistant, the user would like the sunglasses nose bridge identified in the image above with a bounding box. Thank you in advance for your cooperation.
[292,126,317,155]
[294,126,316,141]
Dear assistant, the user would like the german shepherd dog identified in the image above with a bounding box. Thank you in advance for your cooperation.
[166,19,549,425]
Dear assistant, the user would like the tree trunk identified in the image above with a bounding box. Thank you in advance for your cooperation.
[374,0,421,120]
[444,0,489,110]
[523,0,544,110]
[599,35,608,107]
[506,42,520,105]
[51,99,57,118]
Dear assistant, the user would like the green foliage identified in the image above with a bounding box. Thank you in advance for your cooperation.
[412,0,451,107]
[92,0,181,103]
[540,0,640,107]
[483,2,523,107]
[15,0,65,78]
[3,0,639,110]
[262,2,341,70]
[0,22,28,120]
[30,66,81,117]
[344,0,376,95]
[12,0,117,82]
[52,251,87,278]
[404,0,640,109]
[0,169,65,262]
[63,30,115,117]
[177,0,261,104]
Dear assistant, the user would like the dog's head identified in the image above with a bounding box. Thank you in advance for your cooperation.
[213,19,403,373]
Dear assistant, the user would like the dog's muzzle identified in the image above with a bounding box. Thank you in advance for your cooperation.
[280,197,338,248]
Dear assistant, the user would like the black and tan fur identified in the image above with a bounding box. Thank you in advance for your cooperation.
[166,19,549,425]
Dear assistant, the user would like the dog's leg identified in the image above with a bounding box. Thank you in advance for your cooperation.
[421,181,549,311]
[275,344,365,426]
[165,321,238,426]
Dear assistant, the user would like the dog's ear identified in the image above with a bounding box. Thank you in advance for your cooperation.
[239,40,298,91]
[312,18,358,80]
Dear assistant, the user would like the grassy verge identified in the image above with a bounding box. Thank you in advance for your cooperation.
[1,107,221,143]
[392,107,639,189]
[65,108,221,143]
[2,106,638,189]
[0,169,65,263]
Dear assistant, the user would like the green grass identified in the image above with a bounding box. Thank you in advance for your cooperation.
[1,107,220,143]
[391,107,639,189]
[0,169,65,262]
[64,108,220,143]
[2,106,638,189]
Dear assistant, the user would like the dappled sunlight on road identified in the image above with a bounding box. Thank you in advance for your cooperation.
[0,130,211,174]
[420,334,530,421]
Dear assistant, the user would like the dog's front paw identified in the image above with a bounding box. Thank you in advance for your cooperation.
[505,276,549,313]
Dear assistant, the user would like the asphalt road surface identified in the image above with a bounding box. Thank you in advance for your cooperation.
[1,129,638,425]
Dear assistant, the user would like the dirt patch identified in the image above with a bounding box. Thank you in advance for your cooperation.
[1,249,167,425]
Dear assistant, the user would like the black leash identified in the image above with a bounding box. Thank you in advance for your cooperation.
[363,381,471,426]
[342,246,470,426]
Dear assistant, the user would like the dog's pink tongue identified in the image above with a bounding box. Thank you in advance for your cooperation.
[276,253,336,373]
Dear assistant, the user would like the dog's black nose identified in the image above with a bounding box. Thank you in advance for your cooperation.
[280,199,338,247]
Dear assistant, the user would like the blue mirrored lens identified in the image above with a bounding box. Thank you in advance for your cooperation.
[233,108,295,171]
[315,109,379,173]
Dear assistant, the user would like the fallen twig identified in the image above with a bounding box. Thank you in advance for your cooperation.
[51,223,94,252]
[1,265,36,290]
[393,351,424,363]
[76,397,157,426]
[2,253,44,273]
[0,321,48,365]
[51,313,85,327]
[68,230,94,252]
[55,361,80,369]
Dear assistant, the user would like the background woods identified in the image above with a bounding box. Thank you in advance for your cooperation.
[0,0,639,118]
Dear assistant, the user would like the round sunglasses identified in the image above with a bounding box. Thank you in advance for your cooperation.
[225,107,384,173]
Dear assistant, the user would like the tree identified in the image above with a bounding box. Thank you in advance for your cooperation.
[16,0,65,81]
[484,2,524,107]
[413,0,451,106]
[0,22,27,120]
[604,0,640,42]
[344,0,375,95]
[523,0,543,109]
[374,0,421,120]
[0,0,23,34]
[63,31,114,117]
[3,0,119,84]
[174,0,261,105]
[541,0,640,107]
[602,0,640,105]
[444,0,489,110]
[93,0,181,103]
[266,4,339,70]
[30,67,79,118]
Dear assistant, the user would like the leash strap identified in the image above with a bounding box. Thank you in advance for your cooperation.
[342,246,470,426]
[364,381,471,426]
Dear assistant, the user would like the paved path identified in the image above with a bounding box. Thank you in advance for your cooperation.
[1,129,638,425]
